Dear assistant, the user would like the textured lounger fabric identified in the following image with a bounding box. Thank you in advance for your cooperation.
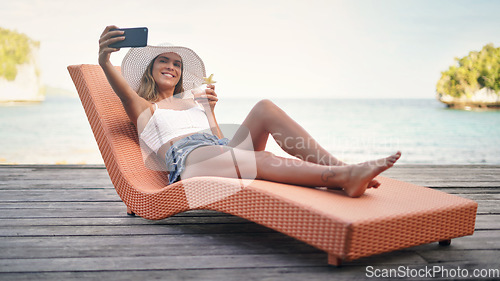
[68,64,478,265]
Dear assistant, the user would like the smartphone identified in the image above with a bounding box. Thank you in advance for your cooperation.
[109,27,148,48]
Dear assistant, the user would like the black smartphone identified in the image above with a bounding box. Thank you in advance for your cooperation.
[109,27,148,48]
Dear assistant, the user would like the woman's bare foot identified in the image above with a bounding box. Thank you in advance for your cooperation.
[342,151,402,197]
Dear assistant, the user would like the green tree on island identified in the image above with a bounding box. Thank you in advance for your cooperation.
[437,43,500,98]
[0,27,40,81]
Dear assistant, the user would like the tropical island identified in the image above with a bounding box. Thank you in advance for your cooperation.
[436,43,500,109]
[0,27,44,103]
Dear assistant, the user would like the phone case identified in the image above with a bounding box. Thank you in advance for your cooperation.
[109,27,148,48]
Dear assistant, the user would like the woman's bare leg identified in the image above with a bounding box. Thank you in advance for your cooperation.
[181,145,401,197]
[229,99,345,166]
[228,99,382,189]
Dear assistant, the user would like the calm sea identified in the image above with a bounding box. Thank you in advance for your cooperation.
[1,95,499,165]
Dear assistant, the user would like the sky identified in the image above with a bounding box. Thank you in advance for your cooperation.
[1,0,499,99]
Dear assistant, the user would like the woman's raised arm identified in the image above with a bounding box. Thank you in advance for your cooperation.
[98,25,151,126]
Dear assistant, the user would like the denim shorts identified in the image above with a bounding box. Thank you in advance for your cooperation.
[165,133,230,185]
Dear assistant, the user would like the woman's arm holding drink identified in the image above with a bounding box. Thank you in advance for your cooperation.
[195,84,224,138]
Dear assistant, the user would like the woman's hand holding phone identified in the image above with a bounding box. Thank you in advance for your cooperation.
[98,25,125,66]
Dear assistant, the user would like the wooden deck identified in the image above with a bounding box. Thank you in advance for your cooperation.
[0,165,499,280]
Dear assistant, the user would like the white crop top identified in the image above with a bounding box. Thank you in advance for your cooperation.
[140,103,211,153]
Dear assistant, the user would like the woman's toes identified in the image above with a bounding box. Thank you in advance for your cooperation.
[367,179,381,189]
[368,179,379,189]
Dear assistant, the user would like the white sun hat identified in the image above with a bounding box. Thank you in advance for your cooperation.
[121,43,206,92]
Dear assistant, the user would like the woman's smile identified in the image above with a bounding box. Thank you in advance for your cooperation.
[161,72,175,78]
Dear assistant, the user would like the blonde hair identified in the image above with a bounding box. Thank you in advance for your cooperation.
[137,55,184,101]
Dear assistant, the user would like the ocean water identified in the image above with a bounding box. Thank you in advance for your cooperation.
[1,95,499,165]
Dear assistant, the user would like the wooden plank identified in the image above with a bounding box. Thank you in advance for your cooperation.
[417,249,500,263]
[0,232,493,260]
[0,269,362,281]
[0,238,321,260]
[0,189,120,202]
[0,216,249,227]
[0,224,496,256]
[475,215,500,230]
[1,226,492,248]
[400,230,500,250]
[0,232,300,249]
[434,187,500,194]
[0,207,234,219]
[0,223,276,237]
[0,253,331,272]
[0,165,113,190]
[2,263,498,281]
[382,165,500,187]
[0,248,429,272]
[0,237,321,259]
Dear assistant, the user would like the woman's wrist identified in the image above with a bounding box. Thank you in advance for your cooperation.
[99,60,115,73]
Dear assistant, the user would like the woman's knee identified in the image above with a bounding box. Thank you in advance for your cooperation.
[254,150,278,178]
[251,99,281,120]
[255,99,276,108]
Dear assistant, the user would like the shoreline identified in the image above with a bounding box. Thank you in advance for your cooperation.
[441,101,500,110]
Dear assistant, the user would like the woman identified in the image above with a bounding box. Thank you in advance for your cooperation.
[98,26,401,198]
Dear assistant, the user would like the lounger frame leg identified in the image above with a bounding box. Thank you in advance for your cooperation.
[439,239,451,246]
[127,206,136,216]
[328,254,343,267]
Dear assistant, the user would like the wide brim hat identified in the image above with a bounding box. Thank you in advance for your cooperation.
[121,43,206,92]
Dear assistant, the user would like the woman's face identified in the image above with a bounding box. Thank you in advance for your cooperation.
[151,52,182,92]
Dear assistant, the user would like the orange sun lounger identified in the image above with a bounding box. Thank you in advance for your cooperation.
[68,64,478,266]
